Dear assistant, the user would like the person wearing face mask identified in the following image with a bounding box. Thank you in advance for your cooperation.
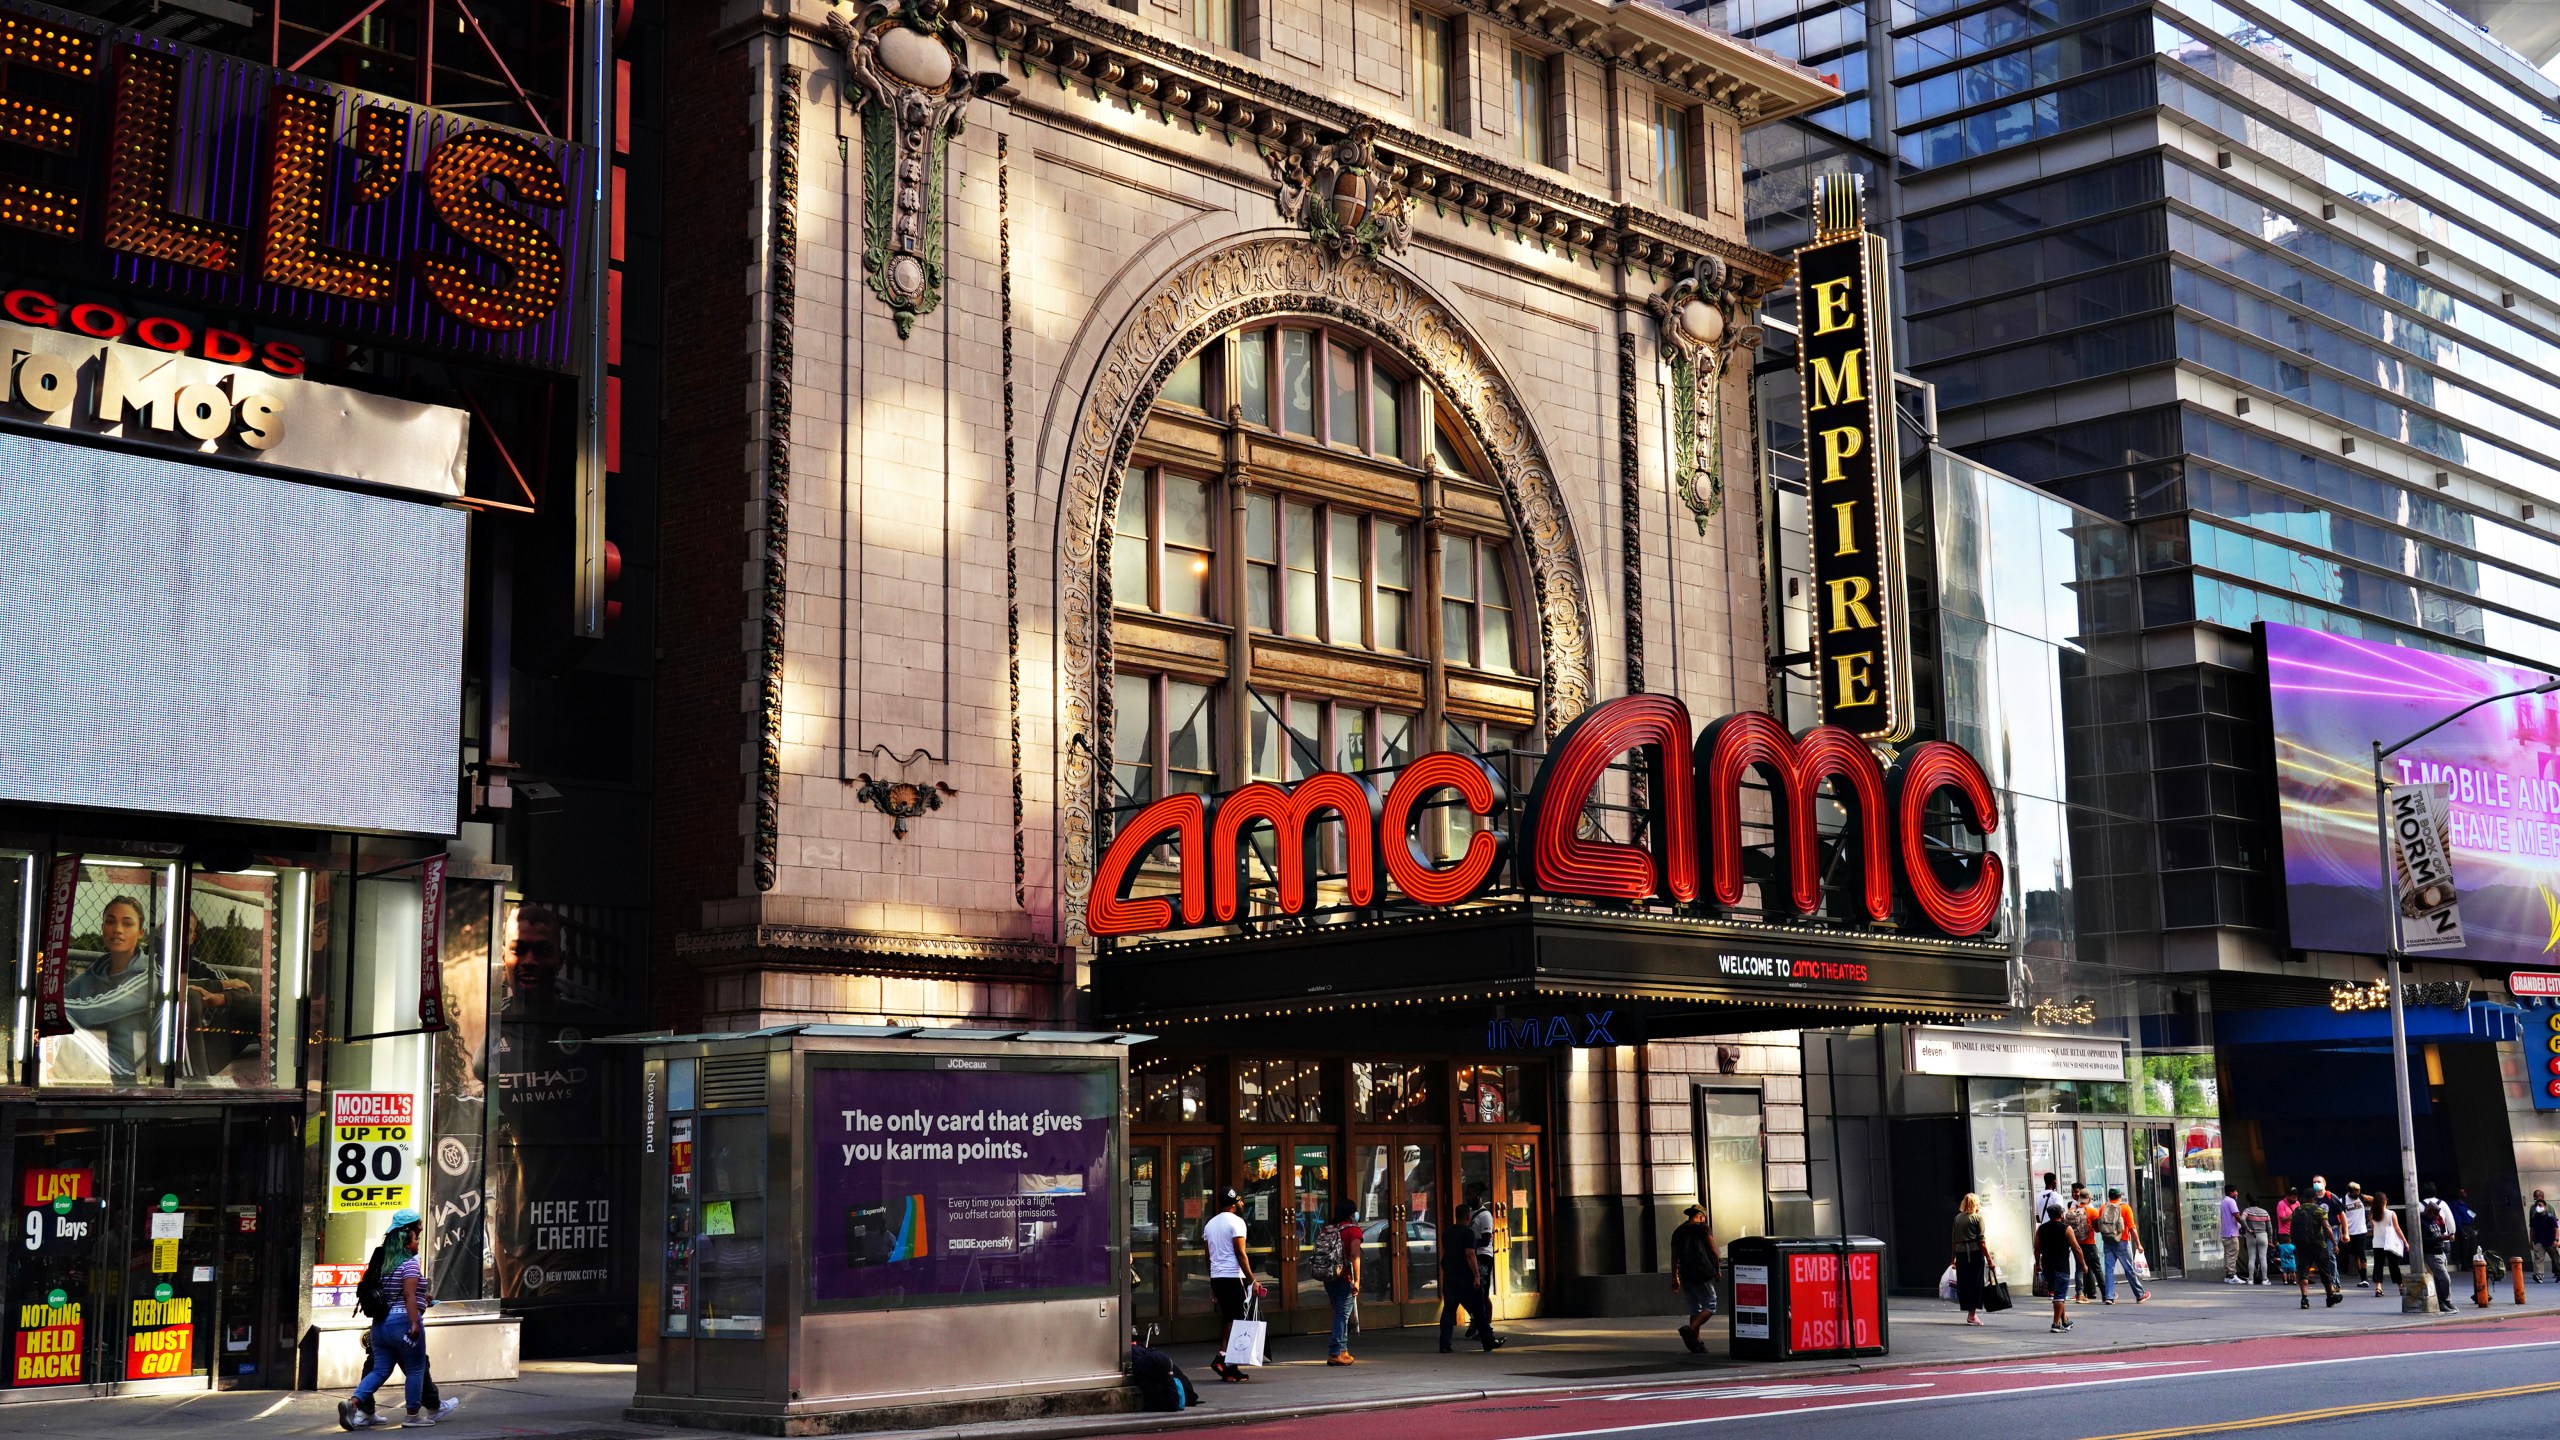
[2291,1181,2341,1309]
[2529,1189,2558,1283]
[62,895,157,1082]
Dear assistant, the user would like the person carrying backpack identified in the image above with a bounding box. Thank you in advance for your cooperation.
[1311,1199,1363,1366]
[1669,1205,1720,1353]
[337,1210,456,1429]
[2094,1188,2147,1304]
[2419,1185,2458,1313]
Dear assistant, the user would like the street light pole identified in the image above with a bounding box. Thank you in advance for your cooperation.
[2369,676,2560,1314]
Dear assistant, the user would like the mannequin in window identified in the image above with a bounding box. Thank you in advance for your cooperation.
[64,895,155,1083]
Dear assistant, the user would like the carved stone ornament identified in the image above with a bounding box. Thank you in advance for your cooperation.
[855,772,958,837]
[827,0,1002,337]
[1056,236,1593,941]
[1267,120,1412,261]
[1643,252,1764,532]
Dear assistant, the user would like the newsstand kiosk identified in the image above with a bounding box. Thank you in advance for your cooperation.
[622,1026,1147,1434]
[1728,1236,1890,1361]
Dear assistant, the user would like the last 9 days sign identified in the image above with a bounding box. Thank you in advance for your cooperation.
[1796,174,1910,743]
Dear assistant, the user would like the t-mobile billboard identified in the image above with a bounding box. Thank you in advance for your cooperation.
[807,1062,1115,1309]
[2266,622,2560,963]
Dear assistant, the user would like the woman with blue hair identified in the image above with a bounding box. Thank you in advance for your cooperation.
[339,1210,457,1429]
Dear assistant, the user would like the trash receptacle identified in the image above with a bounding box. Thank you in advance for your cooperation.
[1727,1236,1889,1361]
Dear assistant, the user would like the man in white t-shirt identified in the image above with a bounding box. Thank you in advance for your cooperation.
[2340,1182,2372,1282]
[1202,1189,1262,1381]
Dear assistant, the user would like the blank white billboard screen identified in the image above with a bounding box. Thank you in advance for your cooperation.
[0,432,465,835]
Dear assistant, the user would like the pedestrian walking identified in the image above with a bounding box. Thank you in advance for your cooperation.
[337,1210,451,1429]
[2037,1202,2085,1334]
[2338,1182,2371,1282]
[2368,1190,2407,1297]
[2529,1190,2559,1282]
[1437,1195,1501,1352]
[1463,1186,1506,1349]
[1312,1198,1362,1365]
[2448,1187,2480,1269]
[1670,1204,1720,1354]
[2036,1172,2064,1223]
[2068,1185,2101,1301]
[2238,1195,2273,1285]
[2420,1185,2459,1313]
[1202,1189,1264,1382]
[2291,1182,2341,1309]
[2218,1184,2244,1284]
[1950,1192,1995,1326]
[2094,1187,2148,1304]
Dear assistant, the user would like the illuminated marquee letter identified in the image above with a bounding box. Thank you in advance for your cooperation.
[257,87,400,301]
[1381,752,1508,907]
[418,131,568,330]
[1696,713,1893,922]
[1085,794,1207,937]
[0,14,94,238]
[102,48,241,273]
[1522,694,1698,903]
[1208,773,1381,921]
[1892,740,2004,936]
[1808,349,1864,410]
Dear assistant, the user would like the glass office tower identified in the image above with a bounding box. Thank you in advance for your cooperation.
[1710,0,2560,951]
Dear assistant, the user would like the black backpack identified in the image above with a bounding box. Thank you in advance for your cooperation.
[356,1244,389,1321]
[1128,1343,1198,1412]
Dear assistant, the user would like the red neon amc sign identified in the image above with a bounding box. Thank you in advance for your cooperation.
[1088,694,2005,939]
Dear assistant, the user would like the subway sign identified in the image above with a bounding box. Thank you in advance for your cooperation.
[1796,174,1910,742]
[1088,693,2005,940]
[0,3,590,370]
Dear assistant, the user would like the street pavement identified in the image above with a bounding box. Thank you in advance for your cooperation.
[0,1277,2553,1439]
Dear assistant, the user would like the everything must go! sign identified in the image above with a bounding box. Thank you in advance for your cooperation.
[807,1062,1114,1307]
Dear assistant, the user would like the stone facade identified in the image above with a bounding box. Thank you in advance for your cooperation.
[654,0,1833,1265]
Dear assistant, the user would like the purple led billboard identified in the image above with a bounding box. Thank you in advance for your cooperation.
[808,1062,1115,1308]
[2266,622,2560,962]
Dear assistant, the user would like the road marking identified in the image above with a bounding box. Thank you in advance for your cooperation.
[1482,1336,2560,1440]
[2076,1379,2560,1439]
[1920,1361,2188,1376]
[1598,1384,1930,1403]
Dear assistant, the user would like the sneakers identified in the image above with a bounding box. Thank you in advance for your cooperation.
[436,1401,460,1421]
[401,1410,437,1428]
[337,1400,374,1431]
[1678,1324,1704,1354]
[1327,1353,1356,1366]
[1481,1335,1507,1351]
[2325,1290,2343,1308]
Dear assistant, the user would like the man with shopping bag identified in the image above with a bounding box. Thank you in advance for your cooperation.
[1203,1189,1265,1382]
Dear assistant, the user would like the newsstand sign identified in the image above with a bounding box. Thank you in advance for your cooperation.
[1089,694,2005,940]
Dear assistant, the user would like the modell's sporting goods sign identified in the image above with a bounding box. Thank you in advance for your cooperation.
[1088,694,2005,941]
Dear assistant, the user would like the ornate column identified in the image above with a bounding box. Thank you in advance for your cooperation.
[827,0,1002,338]
[1644,254,1764,533]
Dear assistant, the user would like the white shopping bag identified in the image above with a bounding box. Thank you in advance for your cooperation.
[1223,1293,1268,1369]
[1938,1265,1959,1303]
[2133,1248,2152,1282]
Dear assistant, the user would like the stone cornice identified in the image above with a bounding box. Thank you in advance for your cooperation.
[785,0,1800,287]
[676,923,1066,981]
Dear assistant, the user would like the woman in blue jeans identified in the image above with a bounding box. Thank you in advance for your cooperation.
[1323,1200,1363,1366]
[339,1210,449,1429]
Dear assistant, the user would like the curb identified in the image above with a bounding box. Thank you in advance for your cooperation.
[896,1301,2560,1440]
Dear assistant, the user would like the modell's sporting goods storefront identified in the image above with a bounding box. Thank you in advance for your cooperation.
[1090,693,2012,1339]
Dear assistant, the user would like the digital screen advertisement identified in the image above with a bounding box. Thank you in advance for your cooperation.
[808,1063,1114,1307]
[2266,622,2560,964]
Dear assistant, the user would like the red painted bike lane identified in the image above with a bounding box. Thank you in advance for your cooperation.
[1194,1312,2560,1440]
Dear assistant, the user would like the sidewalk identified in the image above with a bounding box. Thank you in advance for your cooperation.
[8,1278,2555,1440]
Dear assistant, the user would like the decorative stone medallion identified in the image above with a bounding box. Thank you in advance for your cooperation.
[1644,253,1764,532]
[1268,121,1412,262]
[826,0,1002,337]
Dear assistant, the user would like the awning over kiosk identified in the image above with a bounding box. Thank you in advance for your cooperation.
[1093,901,2011,1041]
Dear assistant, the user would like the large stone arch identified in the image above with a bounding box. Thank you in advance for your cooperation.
[1055,233,1597,941]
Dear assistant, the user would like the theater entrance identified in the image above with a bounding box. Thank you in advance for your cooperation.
[2,1106,299,1398]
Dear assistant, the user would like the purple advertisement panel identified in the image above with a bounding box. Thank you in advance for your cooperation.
[2267,622,2560,961]
[808,1062,1115,1306]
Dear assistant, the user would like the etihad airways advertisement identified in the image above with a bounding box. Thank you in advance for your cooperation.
[2266,622,2560,963]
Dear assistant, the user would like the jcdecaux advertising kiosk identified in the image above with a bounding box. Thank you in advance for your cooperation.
[625,1027,1142,1432]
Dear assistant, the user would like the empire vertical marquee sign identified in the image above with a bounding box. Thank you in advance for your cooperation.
[1796,175,1911,742]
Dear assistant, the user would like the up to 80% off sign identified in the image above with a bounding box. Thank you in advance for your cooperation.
[329,1092,416,1212]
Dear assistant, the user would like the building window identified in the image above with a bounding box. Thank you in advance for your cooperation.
[1510,49,1550,167]
[1410,9,1453,129]
[1160,349,1206,410]
[1114,467,1216,618]
[1440,534,1518,672]
[1242,494,1412,653]
[1112,673,1219,803]
[1236,326,1410,460]
[1251,692,1419,782]
[1653,100,1690,212]
[1193,0,1240,50]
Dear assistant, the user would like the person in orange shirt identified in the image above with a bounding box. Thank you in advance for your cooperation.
[2095,1186,2149,1303]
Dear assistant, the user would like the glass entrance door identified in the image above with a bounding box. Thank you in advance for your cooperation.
[1238,1140,1333,1326]
[1459,1140,1542,1321]
[1130,1140,1226,1334]
[4,1110,286,1396]
[1351,1139,1440,1325]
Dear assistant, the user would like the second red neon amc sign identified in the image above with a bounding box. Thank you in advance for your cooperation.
[1088,694,2005,940]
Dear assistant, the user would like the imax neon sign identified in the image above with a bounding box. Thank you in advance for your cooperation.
[1088,694,2005,939]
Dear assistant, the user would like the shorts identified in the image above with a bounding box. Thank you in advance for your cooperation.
[2043,1269,2073,1299]
[1681,1281,1716,1316]
[1210,1276,1248,1322]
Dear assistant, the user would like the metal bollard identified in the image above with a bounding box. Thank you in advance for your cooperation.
[2516,1258,2529,1305]
[2474,1254,2493,1307]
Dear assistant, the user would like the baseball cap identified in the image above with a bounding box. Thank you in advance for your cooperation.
[1683,1204,1705,1217]
[1219,1188,1241,1204]
[390,1208,422,1229]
